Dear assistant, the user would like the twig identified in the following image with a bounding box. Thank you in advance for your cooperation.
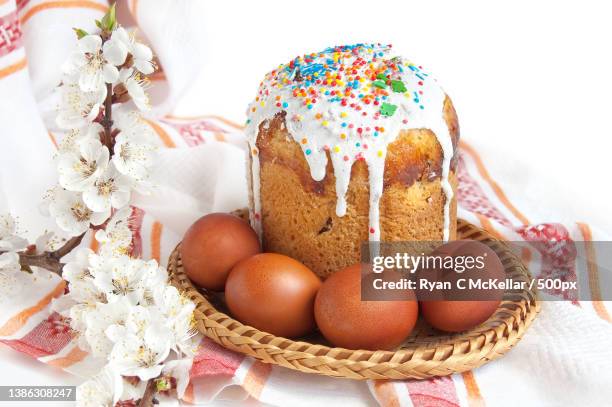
[101,82,114,150]
[12,232,86,276]
[51,233,86,259]
[138,378,156,407]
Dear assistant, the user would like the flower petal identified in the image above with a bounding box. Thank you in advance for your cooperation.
[110,189,131,209]
[118,67,134,82]
[0,251,19,270]
[90,208,111,226]
[79,71,103,93]
[85,103,102,123]
[126,79,150,111]
[83,187,111,213]
[102,64,119,84]
[112,27,130,45]
[62,51,87,74]
[132,43,153,62]
[79,138,104,162]
[78,35,102,54]
[134,60,154,75]
[103,39,128,66]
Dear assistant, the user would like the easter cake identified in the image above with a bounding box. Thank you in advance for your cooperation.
[246,44,459,278]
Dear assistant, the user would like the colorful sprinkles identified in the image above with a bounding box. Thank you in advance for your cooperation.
[247,43,432,156]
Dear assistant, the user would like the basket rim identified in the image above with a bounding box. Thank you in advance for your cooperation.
[169,219,541,379]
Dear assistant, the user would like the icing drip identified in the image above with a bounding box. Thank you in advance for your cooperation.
[246,44,454,242]
[366,154,385,241]
[248,146,262,237]
[430,122,454,241]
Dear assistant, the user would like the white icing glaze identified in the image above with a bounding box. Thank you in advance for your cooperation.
[249,147,262,237]
[246,44,454,242]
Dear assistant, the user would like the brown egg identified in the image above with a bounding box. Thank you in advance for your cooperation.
[180,213,261,291]
[420,240,505,332]
[225,253,321,338]
[315,264,418,351]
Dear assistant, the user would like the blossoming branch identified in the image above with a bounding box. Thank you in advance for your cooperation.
[0,4,197,406]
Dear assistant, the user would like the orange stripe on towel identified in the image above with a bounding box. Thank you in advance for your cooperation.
[460,141,529,226]
[151,221,162,263]
[47,131,58,149]
[475,214,505,241]
[577,223,612,323]
[46,346,88,368]
[89,231,99,253]
[0,281,66,337]
[202,115,245,130]
[476,213,531,264]
[182,382,195,403]
[242,361,271,399]
[20,1,108,25]
[462,371,485,407]
[143,119,176,148]
[373,381,400,407]
[0,57,27,80]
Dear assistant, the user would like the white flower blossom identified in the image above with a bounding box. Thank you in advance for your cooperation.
[69,303,98,344]
[0,252,21,297]
[119,68,150,111]
[106,304,148,342]
[53,248,99,316]
[33,231,60,253]
[95,207,132,256]
[76,366,123,407]
[58,138,109,192]
[162,358,193,398]
[92,254,146,305]
[56,82,106,129]
[57,123,103,156]
[63,34,120,92]
[49,189,109,236]
[54,249,104,335]
[47,18,197,407]
[154,285,197,357]
[84,299,131,358]
[0,251,20,275]
[102,29,129,66]
[63,248,94,284]
[112,118,156,183]
[139,259,168,304]
[0,214,27,251]
[83,163,132,213]
[109,326,172,380]
[112,27,155,74]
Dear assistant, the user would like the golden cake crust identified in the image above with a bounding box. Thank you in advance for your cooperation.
[251,97,459,278]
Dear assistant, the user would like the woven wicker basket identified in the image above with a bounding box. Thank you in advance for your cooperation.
[168,218,540,380]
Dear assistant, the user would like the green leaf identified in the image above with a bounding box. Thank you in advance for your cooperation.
[155,378,171,392]
[95,19,103,29]
[72,27,89,39]
[100,3,117,31]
